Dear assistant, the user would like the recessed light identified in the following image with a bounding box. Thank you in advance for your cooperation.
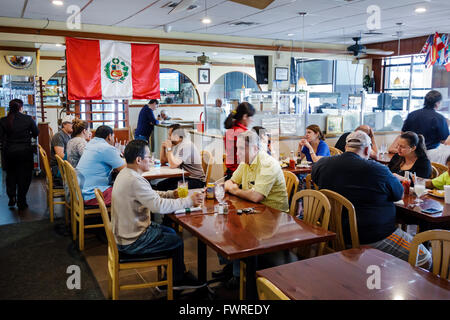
[287,33,295,37]
[415,7,427,13]
[213,52,218,55]
[202,17,211,24]
[55,43,62,47]
[52,0,64,6]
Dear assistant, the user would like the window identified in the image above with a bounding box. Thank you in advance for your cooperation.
[296,59,334,92]
[78,100,129,129]
[159,69,199,104]
[208,71,260,104]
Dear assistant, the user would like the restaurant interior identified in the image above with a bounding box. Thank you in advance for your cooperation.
[0,0,449,303]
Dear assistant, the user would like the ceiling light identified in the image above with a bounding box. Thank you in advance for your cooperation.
[52,0,64,6]
[213,52,218,55]
[287,33,295,37]
[55,43,62,47]
[202,17,211,24]
[393,77,401,86]
[415,7,427,13]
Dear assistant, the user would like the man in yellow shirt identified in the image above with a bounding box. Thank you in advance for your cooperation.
[225,130,289,212]
[426,155,450,189]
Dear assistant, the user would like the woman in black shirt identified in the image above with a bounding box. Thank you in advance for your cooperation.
[0,99,39,210]
[388,131,431,182]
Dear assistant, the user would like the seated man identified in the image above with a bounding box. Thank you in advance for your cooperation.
[76,125,126,206]
[426,155,450,189]
[217,130,289,288]
[335,125,378,158]
[111,139,203,288]
[158,109,171,121]
[50,115,73,185]
[156,124,206,191]
[312,131,431,267]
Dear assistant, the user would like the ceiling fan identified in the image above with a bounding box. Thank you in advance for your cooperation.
[346,37,394,57]
[196,52,211,65]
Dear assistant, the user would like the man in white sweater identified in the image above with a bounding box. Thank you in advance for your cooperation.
[111,139,203,287]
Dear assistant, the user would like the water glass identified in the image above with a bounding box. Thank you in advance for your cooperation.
[215,183,225,204]
[414,178,426,203]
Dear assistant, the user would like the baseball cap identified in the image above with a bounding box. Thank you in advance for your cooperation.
[61,115,74,124]
[346,130,371,148]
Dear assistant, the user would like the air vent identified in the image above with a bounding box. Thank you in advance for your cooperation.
[229,21,258,26]
[161,1,179,8]
[187,5,198,11]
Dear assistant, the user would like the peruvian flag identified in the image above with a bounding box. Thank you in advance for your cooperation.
[66,37,160,100]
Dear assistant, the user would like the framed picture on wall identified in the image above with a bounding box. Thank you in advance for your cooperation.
[274,67,289,81]
[198,68,210,84]
[326,115,343,134]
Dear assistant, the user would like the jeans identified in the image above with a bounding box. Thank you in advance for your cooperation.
[117,223,185,282]
[218,255,241,278]
[134,135,149,143]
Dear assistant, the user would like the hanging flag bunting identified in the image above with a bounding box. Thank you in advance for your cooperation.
[437,34,447,65]
[421,34,433,68]
[430,32,445,66]
[66,37,160,100]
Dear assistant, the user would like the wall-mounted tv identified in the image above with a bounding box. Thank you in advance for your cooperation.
[160,72,180,93]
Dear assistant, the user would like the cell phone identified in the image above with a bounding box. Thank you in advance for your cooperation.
[421,207,442,214]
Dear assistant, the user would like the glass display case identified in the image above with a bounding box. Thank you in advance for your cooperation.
[1,75,37,119]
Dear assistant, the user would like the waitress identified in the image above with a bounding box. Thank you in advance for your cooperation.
[223,102,255,179]
[0,99,39,210]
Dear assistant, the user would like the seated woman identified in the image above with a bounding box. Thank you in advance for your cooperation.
[297,124,330,163]
[66,118,90,167]
[425,155,450,190]
[388,131,431,182]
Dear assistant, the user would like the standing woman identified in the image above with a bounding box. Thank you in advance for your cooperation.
[298,124,330,163]
[0,99,39,210]
[223,102,255,179]
[66,118,90,167]
[388,131,431,182]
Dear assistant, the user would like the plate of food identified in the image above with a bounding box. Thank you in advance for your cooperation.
[427,189,444,198]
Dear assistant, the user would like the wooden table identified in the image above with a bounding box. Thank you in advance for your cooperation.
[373,153,393,165]
[283,165,312,175]
[141,166,190,180]
[169,194,335,300]
[256,248,450,300]
[395,192,450,230]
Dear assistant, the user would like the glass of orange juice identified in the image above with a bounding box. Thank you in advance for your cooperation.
[177,181,189,198]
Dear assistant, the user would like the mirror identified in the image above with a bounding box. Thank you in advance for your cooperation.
[4,55,33,69]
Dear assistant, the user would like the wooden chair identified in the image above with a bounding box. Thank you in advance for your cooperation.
[200,150,213,183]
[55,154,71,225]
[305,174,319,190]
[223,154,227,176]
[431,162,447,177]
[38,145,65,223]
[289,189,331,256]
[94,189,174,300]
[319,189,360,252]
[430,165,439,179]
[283,171,299,205]
[64,160,105,251]
[256,277,290,300]
[408,230,450,280]
[329,146,343,156]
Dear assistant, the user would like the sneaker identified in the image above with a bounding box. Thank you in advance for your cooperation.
[225,276,240,290]
[8,197,16,208]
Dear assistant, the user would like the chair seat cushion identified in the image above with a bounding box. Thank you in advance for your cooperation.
[118,250,172,264]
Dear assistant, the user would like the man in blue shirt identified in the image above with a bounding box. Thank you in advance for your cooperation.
[312,131,431,267]
[135,99,160,142]
[402,90,449,150]
[76,125,126,206]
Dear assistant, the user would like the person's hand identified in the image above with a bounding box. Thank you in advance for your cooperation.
[368,127,374,139]
[157,116,162,121]
[225,180,239,194]
[173,189,178,198]
[165,140,172,149]
[190,192,204,207]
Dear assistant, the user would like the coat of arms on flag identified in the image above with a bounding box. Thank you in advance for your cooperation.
[66,37,160,100]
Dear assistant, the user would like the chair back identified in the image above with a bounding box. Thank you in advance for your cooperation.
[223,154,227,175]
[431,162,447,176]
[95,188,119,265]
[430,165,439,179]
[305,174,319,190]
[55,154,67,186]
[329,146,343,156]
[38,144,53,189]
[64,160,85,214]
[408,230,450,280]
[256,277,290,300]
[200,150,213,183]
[320,189,360,251]
[283,171,299,204]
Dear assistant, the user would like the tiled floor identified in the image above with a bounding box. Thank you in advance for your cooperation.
[1,172,238,300]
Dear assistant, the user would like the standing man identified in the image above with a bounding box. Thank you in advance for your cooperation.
[50,115,73,186]
[134,99,160,144]
[402,90,449,150]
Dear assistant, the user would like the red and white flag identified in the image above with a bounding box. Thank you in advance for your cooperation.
[66,37,160,100]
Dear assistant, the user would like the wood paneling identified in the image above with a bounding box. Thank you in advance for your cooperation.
[366,35,430,56]
[0,45,38,52]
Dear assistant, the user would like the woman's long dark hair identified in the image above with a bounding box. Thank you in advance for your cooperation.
[224,102,255,129]
[391,131,428,171]
[72,118,89,138]
[7,99,23,131]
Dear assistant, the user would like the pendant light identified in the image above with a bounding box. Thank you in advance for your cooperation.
[393,23,403,86]
[298,12,307,90]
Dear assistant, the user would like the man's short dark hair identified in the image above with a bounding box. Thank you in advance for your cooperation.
[424,90,442,109]
[95,125,114,139]
[446,155,450,165]
[149,99,159,105]
[169,123,185,138]
[124,140,148,164]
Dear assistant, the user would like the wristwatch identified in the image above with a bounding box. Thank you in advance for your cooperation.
[167,147,172,152]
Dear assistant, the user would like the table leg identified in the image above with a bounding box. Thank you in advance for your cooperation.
[197,239,207,283]
[240,256,257,300]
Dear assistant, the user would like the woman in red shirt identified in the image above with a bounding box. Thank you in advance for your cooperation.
[223,102,255,179]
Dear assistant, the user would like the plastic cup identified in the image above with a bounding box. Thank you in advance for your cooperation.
[444,185,450,204]
[177,181,189,198]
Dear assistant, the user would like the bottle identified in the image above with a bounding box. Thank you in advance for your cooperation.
[289,150,296,169]
[402,171,410,195]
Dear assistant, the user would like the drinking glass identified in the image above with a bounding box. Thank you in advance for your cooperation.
[215,183,225,204]
[414,178,426,204]
[177,181,189,198]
